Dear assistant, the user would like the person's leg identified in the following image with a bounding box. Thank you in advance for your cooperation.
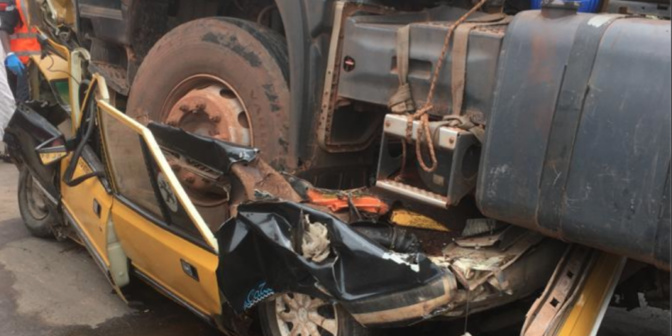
[14,70,29,103]
[6,69,16,98]
[0,48,17,161]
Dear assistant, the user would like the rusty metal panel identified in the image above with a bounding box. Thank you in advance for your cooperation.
[337,6,505,119]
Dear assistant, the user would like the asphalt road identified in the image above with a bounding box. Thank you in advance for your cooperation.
[0,162,669,336]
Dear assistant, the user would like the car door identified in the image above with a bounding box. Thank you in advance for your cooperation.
[96,95,221,320]
[4,77,128,296]
[58,90,115,279]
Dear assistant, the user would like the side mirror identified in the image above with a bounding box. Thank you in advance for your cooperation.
[36,134,68,165]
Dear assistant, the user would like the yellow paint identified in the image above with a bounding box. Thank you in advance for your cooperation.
[50,0,76,26]
[112,200,221,316]
[556,253,626,336]
[39,151,67,165]
[30,52,69,82]
[60,155,113,266]
[68,49,91,130]
[390,209,450,232]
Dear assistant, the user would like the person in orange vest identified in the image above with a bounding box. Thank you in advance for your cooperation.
[0,0,40,102]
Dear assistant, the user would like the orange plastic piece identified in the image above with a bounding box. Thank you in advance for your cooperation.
[306,189,389,215]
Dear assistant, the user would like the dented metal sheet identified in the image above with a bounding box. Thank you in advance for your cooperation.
[147,122,258,174]
[441,230,545,291]
[215,201,452,326]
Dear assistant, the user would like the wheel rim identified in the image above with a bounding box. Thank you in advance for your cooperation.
[274,293,339,336]
[26,176,49,220]
[161,75,253,207]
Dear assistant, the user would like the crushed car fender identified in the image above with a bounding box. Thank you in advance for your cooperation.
[215,201,457,326]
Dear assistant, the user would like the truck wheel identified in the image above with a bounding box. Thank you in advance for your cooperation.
[18,169,56,238]
[127,18,291,171]
[259,293,374,336]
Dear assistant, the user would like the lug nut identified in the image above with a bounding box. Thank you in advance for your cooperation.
[185,176,195,184]
[209,130,220,136]
[179,104,190,113]
[196,103,206,111]
[210,115,221,123]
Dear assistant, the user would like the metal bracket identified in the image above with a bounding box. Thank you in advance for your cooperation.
[375,114,480,208]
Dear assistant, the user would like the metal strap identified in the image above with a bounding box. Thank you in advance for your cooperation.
[538,14,627,230]
[388,25,416,113]
[521,245,597,336]
[396,25,410,86]
[450,15,511,116]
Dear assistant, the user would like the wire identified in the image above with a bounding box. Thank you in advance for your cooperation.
[44,53,80,85]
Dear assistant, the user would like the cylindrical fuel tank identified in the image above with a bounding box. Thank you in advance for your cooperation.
[476,9,670,270]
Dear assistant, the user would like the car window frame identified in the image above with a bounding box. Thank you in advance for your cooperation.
[93,82,218,253]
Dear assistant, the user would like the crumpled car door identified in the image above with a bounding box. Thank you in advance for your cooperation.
[95,86,222,320]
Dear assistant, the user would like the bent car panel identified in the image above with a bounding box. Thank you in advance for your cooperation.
[3,103,64,201]
[59,149,113,266]
[217,201,455,326]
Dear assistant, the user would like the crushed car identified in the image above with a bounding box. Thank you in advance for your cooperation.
[6,0,670,335]
[4,35,576,336]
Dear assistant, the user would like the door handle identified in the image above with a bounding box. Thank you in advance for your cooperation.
[93,199,101,218]
[180,259,199,282]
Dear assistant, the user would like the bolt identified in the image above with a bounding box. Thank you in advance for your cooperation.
[196,103,206,111]
[449,137,455,145]
[179,104,190,113]
[210,115,221,123]
[185,176,195,184]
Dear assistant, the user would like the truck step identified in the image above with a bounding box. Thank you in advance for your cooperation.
[89,62,129,95]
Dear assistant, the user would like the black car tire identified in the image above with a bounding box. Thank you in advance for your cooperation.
[18,169,56,238]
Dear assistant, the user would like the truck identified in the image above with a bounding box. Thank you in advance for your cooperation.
[10,0,671,335]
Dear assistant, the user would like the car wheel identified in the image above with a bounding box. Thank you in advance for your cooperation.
[259,292,375,336]
[18,169,56,238]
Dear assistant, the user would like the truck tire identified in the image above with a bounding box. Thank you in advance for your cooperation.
[127,18,292,170]
[259,293,375,336]
[18,169,56,238]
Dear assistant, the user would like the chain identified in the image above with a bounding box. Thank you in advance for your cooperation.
[400,0,488,175]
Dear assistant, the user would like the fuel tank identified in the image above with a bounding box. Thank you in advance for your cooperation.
[476,9,671,269]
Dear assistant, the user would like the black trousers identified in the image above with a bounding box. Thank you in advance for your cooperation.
[7,68,29,103]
